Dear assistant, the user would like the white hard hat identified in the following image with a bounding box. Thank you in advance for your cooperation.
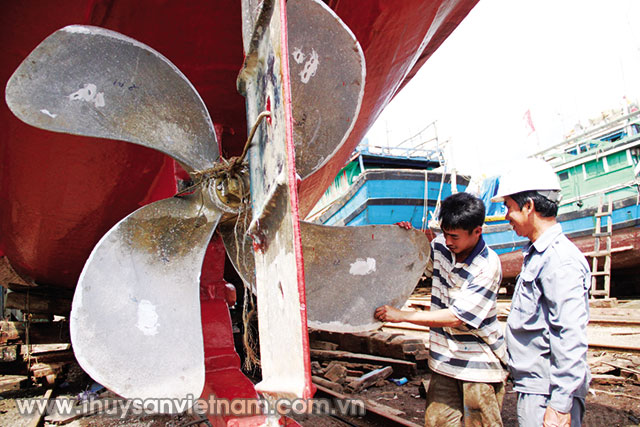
[491,158,561,203]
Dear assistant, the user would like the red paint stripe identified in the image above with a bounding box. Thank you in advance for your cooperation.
[278,0,315,399]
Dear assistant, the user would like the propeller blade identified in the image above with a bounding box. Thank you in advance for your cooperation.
[221,221,431,332]
[70,190,220,406]
[287,0,365,179]
[5,25,218,172]
[302,223,430,332]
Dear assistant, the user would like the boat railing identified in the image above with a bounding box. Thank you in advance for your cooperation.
[356,143,443,163]
[533,109,640,162]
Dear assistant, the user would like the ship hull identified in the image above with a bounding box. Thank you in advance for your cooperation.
[0,0,478,289]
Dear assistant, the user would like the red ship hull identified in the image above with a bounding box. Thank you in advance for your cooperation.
[1,0,477,289]
[499,225,640,282]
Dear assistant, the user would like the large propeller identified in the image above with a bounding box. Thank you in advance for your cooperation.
[5,0,430,408]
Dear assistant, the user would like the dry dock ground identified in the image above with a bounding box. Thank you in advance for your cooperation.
[1,298,639,426]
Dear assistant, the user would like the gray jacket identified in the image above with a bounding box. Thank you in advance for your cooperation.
[506,223,591,413]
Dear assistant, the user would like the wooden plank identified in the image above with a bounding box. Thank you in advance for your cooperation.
[27,388,53,427]
[601,361,640,376]
[0,374,29,392]
[589,299,618,308]
[324,363,347,383]
[312,375,343,393]
[347,366,393,392]
[589,316,640,326]
[382,322,430,332]
[363,398,406,417]
[590,374,629,385]
[6,292,71,315]
[0,321,70,344]
[309,340,339,351]
[20,344,71,355]
[314,383,421,427]
[583,245,633,257]
[590,387,640,401]
[590,307,640,317]
[310,349,417,377]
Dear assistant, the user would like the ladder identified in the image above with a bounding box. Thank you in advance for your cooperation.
[589,195,612,299]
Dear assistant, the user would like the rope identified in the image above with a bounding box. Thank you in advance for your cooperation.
[25,290,32,376]
[421,170,429,231]
[239,111,271,163]
[451,169,458,194]
[177,111,270,371]
[176,111,271,198]
[234,210,260,371]
[228,110,270,371]
[429,168,447,230]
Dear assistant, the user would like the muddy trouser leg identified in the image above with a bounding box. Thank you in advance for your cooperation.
[516,393,585,427]
[461,379,505,427]
[425,372,463,427]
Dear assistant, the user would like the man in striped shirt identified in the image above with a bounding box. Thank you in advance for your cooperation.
[375,192,507,426]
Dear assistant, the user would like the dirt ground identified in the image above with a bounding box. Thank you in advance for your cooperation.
[339,368,640,427]
[1,350,639,427]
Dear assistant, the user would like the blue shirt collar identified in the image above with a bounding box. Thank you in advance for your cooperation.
[462,236,486,265]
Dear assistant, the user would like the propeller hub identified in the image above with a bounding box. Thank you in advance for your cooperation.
[199,162,251,216]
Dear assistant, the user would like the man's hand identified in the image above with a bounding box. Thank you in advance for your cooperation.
[396,221,412,230]
[374,305,405,323]
[543,406,571,427]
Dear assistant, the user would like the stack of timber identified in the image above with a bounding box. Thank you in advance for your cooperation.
[588,351,640,402]
[0,319,74,388]
[0,342,74,388]
[310,329,428,364]
[309,329,427,394]
[1,255,75,390]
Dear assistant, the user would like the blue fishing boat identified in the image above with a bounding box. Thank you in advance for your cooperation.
[482,108,640,285]
[308,143,470,228]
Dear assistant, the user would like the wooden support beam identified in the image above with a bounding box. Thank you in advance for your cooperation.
[0,321,70,345]
[6,291,71,315]
[309,329,427,361]
[311,349,417,377]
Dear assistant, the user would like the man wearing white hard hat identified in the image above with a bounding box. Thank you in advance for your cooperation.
[492,158,591,427]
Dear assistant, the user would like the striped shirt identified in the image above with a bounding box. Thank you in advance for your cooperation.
[428,233,507,383]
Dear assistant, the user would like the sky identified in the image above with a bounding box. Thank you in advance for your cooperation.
[364,0,640,179]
